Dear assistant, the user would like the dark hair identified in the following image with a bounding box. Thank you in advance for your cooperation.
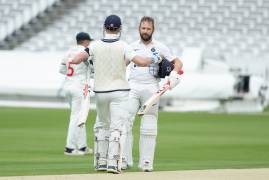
[139,16,155,30]
[76,32,93,44]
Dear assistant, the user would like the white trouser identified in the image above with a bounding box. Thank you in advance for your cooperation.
[94,91,130,168]
[65,82,88,149]
[123,82,159,169]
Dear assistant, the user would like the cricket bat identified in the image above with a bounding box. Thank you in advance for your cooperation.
[77,84,91,127]
[137,81,171,115]
[137,70,184,116]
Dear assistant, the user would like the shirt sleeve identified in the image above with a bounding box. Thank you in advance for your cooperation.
[124,43,137,63]
[59,50,71,75]
[159,43,177,62]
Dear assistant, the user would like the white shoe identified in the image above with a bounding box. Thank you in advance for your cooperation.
[95,159,107,171]
[139,160,153,172]
[64,147,93,156]
[64,147,80,156]
[107,159,121,173]
[121,160,132,170]
[121,161,128,170]
[107,166,121,174]
[121,157,128,170]
[96,164,107,171]
[78,147,93,155]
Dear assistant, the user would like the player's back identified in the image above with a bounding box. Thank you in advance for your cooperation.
[90,40,129,92]
[63,45,88,84]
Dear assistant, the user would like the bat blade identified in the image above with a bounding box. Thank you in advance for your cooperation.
[137,82,170,115]
[137,69,183,116]
[77,95,90,127]
[77,84,91,127]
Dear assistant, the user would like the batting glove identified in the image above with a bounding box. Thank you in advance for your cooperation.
[168,71,181,89]
[151,48,162,64]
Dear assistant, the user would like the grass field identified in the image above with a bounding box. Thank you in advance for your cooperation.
[0,107,269,176]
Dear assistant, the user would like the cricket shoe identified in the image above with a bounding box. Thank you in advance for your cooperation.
[121,161,128,170]
[77,147,93,155]
[95,159,107,171]
[139,160,153,172]
[95,164,107,171]
[64,147,79,156]
[107,166,121,174]
[64,147,93,156]
[121,159,132,170]
[121,164,132,170]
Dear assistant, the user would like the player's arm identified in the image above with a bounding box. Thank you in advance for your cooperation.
[161,45,184,89]
[71,47,91,64]
[161,44,183,73]
[125,43,161,66]
[131,55,159,66]
[171,57,183,73]
[167,57,183,89]
[71,51,89,64]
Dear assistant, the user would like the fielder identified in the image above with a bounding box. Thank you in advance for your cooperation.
[121,16,183,172]
[59,32,94,155]
[71,15,162,174]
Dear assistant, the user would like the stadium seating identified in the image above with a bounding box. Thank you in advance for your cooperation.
[0,0,268,80]
[0,0,268,62]
[0,0,60,42]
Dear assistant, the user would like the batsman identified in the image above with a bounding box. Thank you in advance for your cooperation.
[122,16,183,172]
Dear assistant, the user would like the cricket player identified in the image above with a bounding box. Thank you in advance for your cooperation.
[71,15,162,173]
[122,16,183,172]
[59,32,94,155]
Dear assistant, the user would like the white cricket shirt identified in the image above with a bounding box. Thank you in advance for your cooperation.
[129,39,176,84]
[61,45,88,84]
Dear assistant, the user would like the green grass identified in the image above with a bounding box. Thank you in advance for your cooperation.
[0,107,269,176]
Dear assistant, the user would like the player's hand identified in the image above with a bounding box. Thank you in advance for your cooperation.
[151,48,162,64]
[168,70,181,89]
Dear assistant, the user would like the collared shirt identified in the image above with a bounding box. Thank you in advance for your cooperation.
[103,33,120,40]
[129,39,176,84]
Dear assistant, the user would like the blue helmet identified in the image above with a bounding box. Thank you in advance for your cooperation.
[104,14,122,31]
[158,58,174,78]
